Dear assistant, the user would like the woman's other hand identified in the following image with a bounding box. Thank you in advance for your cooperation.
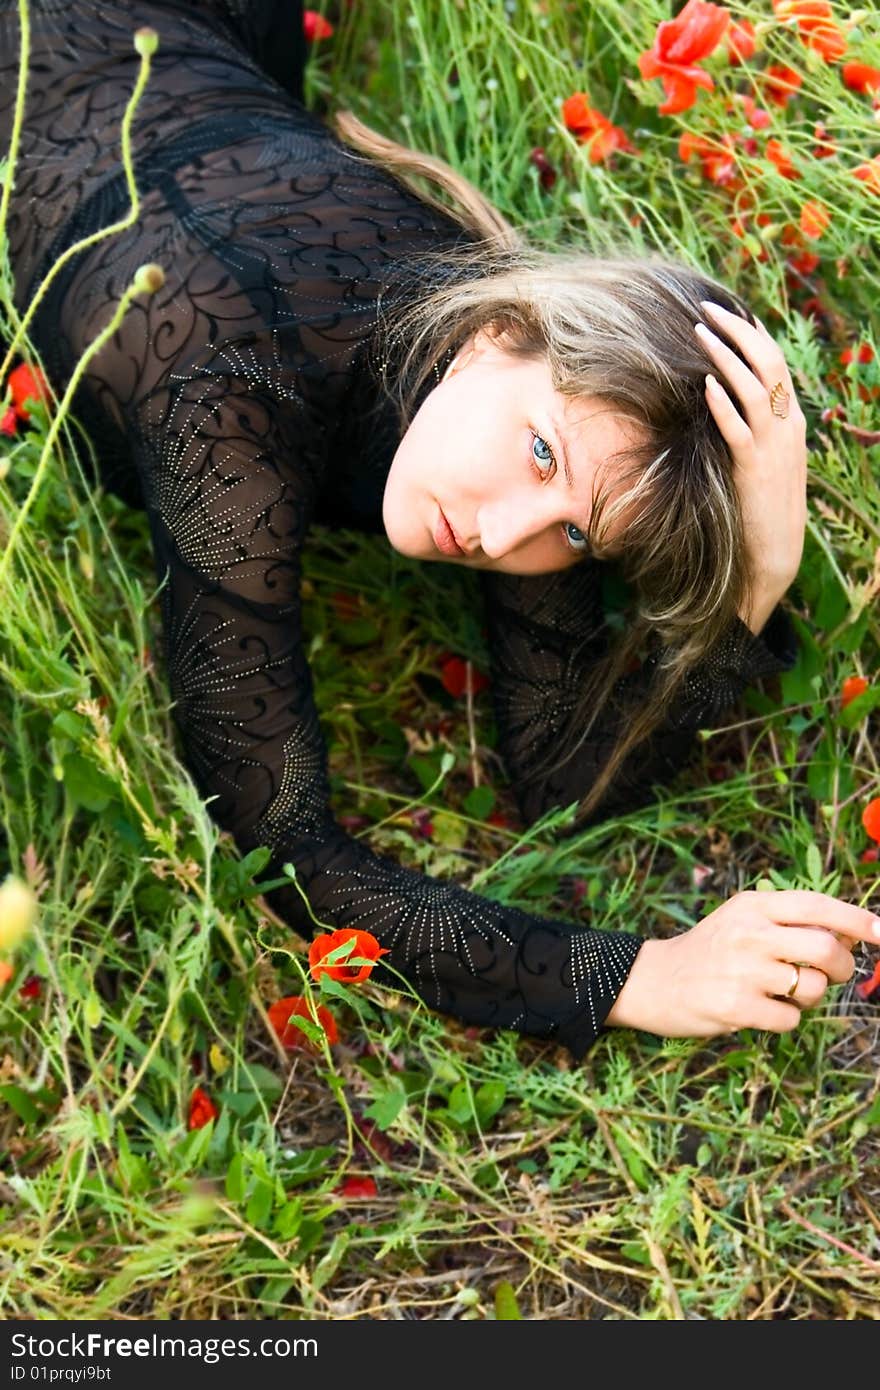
[605,889,878,1037]
[695,301,807,631]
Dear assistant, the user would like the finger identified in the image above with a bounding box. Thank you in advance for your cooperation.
[695,320,783,429]
[766,961,830,1007]
[746,998,802,1033]
[761,924,855,984]
[700,300,792,386]
[704,374,754,448]
[753,888,880,946]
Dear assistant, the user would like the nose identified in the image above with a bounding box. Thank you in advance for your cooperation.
[475,486,558,560]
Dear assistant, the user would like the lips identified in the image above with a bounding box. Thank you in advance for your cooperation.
[434,505,467,557]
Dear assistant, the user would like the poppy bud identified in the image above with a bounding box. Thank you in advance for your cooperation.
[0,874,38,954]
[132,263,165,296]
[134,27,159,58]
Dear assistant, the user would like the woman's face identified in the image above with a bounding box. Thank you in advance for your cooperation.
[381,325,648,575]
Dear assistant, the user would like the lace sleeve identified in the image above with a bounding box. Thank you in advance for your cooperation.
[132,353,644,1061]
[480,563,799,828]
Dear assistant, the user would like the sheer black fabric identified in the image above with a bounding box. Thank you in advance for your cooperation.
[0,0,798,1059]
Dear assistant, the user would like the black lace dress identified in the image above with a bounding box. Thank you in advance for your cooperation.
[0,0,798,1058]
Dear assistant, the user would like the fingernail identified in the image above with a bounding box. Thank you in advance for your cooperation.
[694,322,713,337]
[700,300,725,313]
[872,916,880,938]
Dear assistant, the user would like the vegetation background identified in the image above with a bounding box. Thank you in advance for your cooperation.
[1,0,879,1319]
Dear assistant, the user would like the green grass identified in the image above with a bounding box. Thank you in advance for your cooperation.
[1,0,880,1319]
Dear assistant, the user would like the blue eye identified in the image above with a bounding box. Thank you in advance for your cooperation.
[530,431,589,553]
[532,434,554,470]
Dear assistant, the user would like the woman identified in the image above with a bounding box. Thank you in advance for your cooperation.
[1,0,875,1059]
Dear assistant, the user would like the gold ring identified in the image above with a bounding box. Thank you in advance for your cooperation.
[786,963,801,998]
[769,381,790,418]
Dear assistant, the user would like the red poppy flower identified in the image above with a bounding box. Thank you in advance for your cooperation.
[188,1085,218,1130]
[303,9,333,41]
[841,675,869,708]
[839,343,875,366]
[852,155,880,195]
[267,994,339,1049]
[767,138,801,179]
[855,959,880,1000]
[529,147,557,190]
[439,654,490,698]
[733,93,773,130]
[787,248,821,276]
[811,122,837,159]
[862,798,880,843]
[679,130,739,185]
[19,975,41,1000]
[560,95,634,162]
[308,927,390,984]
[799,200,831,239]
[333,1174,378,1199]
[842,62,880,94]
[762,64,804,106]
[7,363,50,422]
[0,406,17,437]
[637,0,730,115]
[860,847,879,863]
[726,18,756,65]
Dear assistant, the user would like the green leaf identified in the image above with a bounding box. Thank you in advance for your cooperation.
[474,1080,506,1127]
[463,784,496,819]
[245,1177,274,1230]
[62,753,115,812]
[0,1084,39,1126]
[494,1280,522,1319]
[312,1230,351,1291]
[225,1153,246,1203]
[780,616,823,707]
[805,842,823,888]
[839,684,880,730]
[363,1085,407,1131]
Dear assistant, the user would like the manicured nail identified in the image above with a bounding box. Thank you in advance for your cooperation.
[706,373,721,392]
[700,300,725,313]
[694,322,714,339]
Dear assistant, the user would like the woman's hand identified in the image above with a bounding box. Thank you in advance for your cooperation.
[695,300,808,605]
[605,889,879,1038]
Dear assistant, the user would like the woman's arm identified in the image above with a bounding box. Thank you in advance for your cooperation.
[130,352,643,1061]
[479,562,798,829]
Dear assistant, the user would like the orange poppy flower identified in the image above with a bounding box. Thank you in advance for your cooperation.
[839,343,874,366]
[841,675,869,708]
[766,138,800,179]
[852,155,880,195]
[333,1175,378,1199]
[308,928,390,984]
[561,94,634,162]
[862,798,880,843]
[726,18,756,65]
[762,64,803,106]
[188,1085,218,1130]
[842,62,880,94]
[637,0,731,115]
[799,200,831,239]
[0,960,13,987]
[267,994,339,1050]
[855,959,880,1000]
[787,248,821,275]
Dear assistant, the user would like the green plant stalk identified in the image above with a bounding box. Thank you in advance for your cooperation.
[0,19,156,389]
[0,0,30,292]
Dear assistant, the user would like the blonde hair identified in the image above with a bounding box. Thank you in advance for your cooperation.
[331,109,762,828]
